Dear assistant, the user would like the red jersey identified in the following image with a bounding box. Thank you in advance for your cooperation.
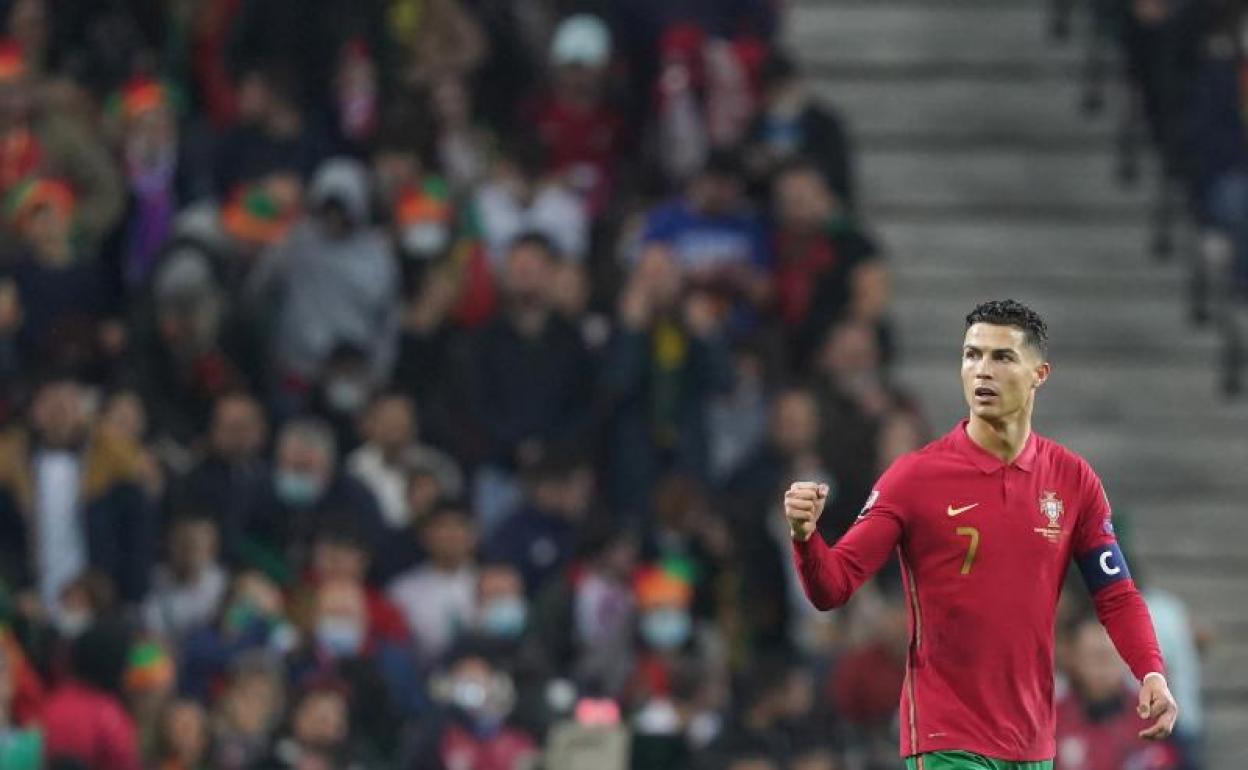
[793,420,1164,762]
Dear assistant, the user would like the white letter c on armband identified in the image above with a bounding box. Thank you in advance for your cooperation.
[1099,550,1121,575]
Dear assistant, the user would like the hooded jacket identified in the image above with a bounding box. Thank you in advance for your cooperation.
[250,158,398,381]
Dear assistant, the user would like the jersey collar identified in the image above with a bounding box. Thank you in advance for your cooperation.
[954,418,1037,473]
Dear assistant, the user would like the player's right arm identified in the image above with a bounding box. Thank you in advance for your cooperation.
[785,478,905,610]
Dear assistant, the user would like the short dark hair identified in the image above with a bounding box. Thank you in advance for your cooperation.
[965,299,1048,357]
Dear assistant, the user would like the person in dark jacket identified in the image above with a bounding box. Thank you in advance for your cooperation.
[0,377,156,604]
[606,248,733,521]
[746,52,855,210]
[237,418,384,585]
[469,232,595,531]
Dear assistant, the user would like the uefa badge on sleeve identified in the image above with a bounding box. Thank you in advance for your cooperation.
[1034,491,1064,543]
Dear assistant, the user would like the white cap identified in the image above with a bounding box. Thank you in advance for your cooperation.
[550,14,611,68]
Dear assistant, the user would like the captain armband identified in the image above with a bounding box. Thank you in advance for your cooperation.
[1076,541,1132,594]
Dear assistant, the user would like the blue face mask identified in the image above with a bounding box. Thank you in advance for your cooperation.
[641,608,692,651]
[480,597,527,639]
[316,617,365,658]
[275,470,323,508]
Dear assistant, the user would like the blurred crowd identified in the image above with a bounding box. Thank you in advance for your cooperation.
[0,0,1213,769]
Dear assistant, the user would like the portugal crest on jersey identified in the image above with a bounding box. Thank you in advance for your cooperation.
[1035,491,1064,542]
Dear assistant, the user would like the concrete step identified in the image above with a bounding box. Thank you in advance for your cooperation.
[810,76,1125,141]
[1128,501,1248,556]
[786,4,1078,68]
[1206,707,1248,767]
[890,291,1218,359]
[879,221,1163,273]
[860,147,1156,210]
[895,266,1181,298]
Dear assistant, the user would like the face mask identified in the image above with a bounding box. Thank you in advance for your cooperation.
[224,601,262,634]
[401,222,450,258]
[641,608,692,651]
[274,470,323,508]
[55,609,91,638]
[325,379,368,413]
[480,597,527,639]
[316,617,365,658]
[450,677,489,714]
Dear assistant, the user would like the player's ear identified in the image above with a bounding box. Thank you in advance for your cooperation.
[1033,361,1051,389]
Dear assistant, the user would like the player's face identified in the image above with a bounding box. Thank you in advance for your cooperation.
[961,323,1049,421]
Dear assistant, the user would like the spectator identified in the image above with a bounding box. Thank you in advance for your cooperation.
[829,596,907,765]
[40,621,141,770]
[0,639,42,770]
[769,160,886,369]
[152,699,209,770]
[470,233,594,530]
[1056,616,1181,770]
[255,682,358,770]
[211,67,327,196]
[475,140,589,266]
[248,157,399,396]
[528,14,625,217]
[706,341,771,483]
[96,389,165,502]
[347,391,460,532]
[429,76,495,196]
[638,150,770,312]
[0,377,156,604]
[387,503,479,664]
[286,578,421,752]
[1,177,118,382]
[405,644,538,770]
[177,391,270,553]
[142,509,229,647]
[301,525,409,642]
[210,654,285,770]
[812,320,911,535]
[628,565,701,708]
[606,248,733,519]
[471,563,529,643]
[1189,12,1248,289]
[177,571,291,702]
[238,418,384,583]
[104,75,200,293]
[391,0,486,89]
[529,524,639,699]
[131,244,263,447]
[302,342,375,453]
[484,450,593,595]
[0,38,123,248]
[122,641,178,765]
[747,53,855,208]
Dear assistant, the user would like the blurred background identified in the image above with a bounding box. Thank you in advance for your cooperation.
[0,0,1243,768]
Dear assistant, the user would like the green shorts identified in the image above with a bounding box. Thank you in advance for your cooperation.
[904,751,1053,770]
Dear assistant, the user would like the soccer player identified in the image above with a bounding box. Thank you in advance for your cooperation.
[784,300,1178,770]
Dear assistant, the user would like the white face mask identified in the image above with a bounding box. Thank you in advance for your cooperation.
[401,222,450,258]
[316,617,365,658]
[325,378,369,413]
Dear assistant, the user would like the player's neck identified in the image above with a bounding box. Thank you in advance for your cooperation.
[965,412,1032,465]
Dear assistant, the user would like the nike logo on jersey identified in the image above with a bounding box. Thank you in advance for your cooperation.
[946,503,979,517]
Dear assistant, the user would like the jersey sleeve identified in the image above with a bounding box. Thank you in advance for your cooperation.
[1071,462,1166,681]
[791,458,910,610]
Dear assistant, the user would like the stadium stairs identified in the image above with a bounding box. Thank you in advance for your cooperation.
[786,0,1248,762]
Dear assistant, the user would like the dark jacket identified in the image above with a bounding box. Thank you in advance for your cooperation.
[0,427,156,601]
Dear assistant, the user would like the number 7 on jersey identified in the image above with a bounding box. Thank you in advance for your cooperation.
[955,526,979,575]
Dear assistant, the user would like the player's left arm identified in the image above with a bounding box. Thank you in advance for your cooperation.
[1072,463,1178,740]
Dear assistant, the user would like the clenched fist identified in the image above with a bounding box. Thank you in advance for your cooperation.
[785,481,829,542]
